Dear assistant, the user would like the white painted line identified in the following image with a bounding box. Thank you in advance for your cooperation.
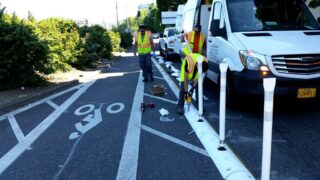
[153,76,165,80]
[152,57,255,180]
[144,93,177,105]
[116,71,144,180]
[46,100,59,109]
[141,125,209,157]
[0,80,96,175]
[8,115,24,142]
[0,84,82,121]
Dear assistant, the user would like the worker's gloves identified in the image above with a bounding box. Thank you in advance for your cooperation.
[184,91,189,100]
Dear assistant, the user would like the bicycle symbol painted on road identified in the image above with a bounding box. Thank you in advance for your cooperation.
[69,103,125,140]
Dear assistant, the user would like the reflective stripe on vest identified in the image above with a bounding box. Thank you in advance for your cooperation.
[185,32,204,54]
[180,54,200,82]
[137,31,152,54]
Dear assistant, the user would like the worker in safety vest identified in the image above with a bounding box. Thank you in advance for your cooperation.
[182,24,206,56]
[177,52,209,114]
[134,24,156,82]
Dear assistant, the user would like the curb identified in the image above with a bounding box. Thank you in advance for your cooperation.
[0,80,79,115]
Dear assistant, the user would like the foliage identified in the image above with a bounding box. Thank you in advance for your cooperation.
[78,25,112,65]
[0,7,53,89]
[108,30,122,52]
[112,25,133,50]
[0,3,115,89]
[143,3,162,32]
[36,18,84,71]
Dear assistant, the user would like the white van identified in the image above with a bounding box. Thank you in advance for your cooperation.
[184,0,320,100]
[173,5,185,57]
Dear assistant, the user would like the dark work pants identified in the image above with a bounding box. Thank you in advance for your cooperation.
[139,53,153,80]
[177,81,198,109]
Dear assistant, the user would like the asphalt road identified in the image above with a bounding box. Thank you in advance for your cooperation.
[1,44,320,180]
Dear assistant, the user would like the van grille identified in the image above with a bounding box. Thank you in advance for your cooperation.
[271,54,320,75]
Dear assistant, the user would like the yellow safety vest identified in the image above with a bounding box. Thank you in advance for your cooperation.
[136,31,152,54]
[184,31,205,55]
[180,54,207,82]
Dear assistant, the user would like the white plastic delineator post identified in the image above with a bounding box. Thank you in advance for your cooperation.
[197,59,204,118]
[218,63,229,151]
[261,78,276,180]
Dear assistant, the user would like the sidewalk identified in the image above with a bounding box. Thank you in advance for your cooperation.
[0,55,123,114]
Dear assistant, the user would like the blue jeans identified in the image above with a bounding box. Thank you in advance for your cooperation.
[139,53,153,80]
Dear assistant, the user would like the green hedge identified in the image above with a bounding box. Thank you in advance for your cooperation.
[108,31,122,52]
[0,11,53,89]
[0,5,118,89]
[36,18,84,71]
[78,25,112,66]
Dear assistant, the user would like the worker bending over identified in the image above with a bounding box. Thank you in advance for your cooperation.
[177,53,208,114]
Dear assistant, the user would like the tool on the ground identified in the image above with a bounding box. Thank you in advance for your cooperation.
[184,86,195,112]
[151,84,165,96]
[141,102,155,112]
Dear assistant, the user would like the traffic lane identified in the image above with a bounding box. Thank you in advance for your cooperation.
[142,96,203,148]
[0,120,18,158]
[137,130,222,180]
[202,79,320,179]
[144,78,178,103]
[14,103,54,136]
[140,63,222,179]
[0,56,141,179]
[51,89,78,106]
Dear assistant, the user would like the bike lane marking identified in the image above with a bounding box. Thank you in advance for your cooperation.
[0,80,96,175]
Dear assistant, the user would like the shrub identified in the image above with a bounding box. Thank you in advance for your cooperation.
[79,25,112,64]
[108,31,122,52]
[0,10,53,89]
[119,31,133,49]
[36,18,84,72]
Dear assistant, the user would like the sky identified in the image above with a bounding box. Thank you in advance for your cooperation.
[1,0,156,26]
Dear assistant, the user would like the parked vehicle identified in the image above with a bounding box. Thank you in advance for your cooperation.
[173,5,185,60]
[159,27,177,60]
[152,33,160,39]
[183,0,320,103]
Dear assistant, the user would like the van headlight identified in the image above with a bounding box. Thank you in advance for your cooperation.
[239,51,268,70]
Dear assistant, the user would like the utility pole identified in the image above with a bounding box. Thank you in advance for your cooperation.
[116,2,119,27]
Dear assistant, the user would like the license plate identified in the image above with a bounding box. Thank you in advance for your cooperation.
[297,88,317,98]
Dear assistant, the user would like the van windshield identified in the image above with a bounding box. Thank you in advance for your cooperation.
[227,0,320,32]
[168,29,176,36]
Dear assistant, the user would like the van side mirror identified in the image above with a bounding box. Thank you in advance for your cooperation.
[210,19,227,39]
[317,17,320,25]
